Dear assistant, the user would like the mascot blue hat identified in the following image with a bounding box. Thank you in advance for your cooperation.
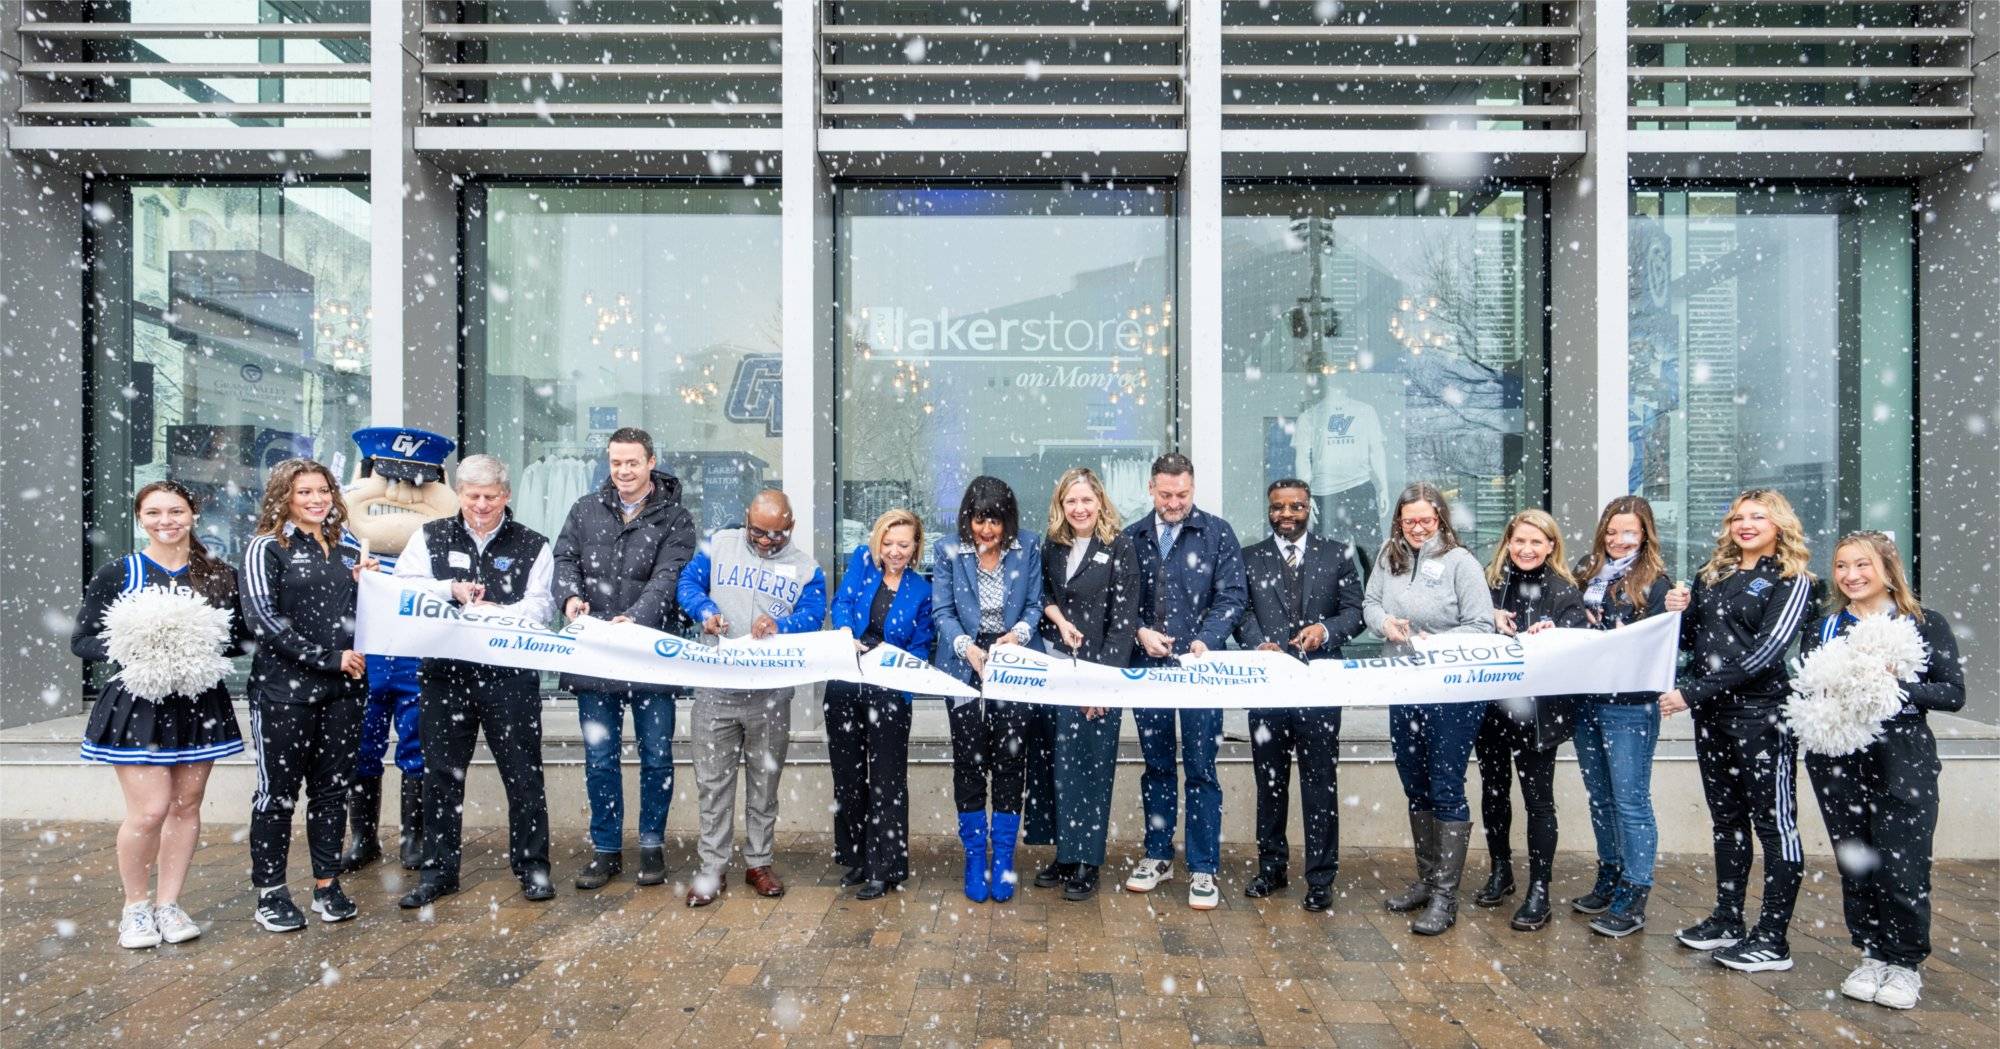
[352,427,455,485]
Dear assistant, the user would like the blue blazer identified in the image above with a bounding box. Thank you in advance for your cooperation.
[930,531,1045,682]
[830,545,936,662]
[1123,507,1248,662]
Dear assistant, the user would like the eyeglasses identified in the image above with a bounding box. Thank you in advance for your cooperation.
[1401,516,1439,529]
[747,524,792,544]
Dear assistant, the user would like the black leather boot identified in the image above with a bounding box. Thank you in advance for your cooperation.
[1474,857,1516,907]
[575,851,623,890]
[397,775,423,871]
[1384,811,1437,913]
[1510,881,1551,931]
[340,777,384,873]
[1412,820,1471,936]
[1589,882,1650,938]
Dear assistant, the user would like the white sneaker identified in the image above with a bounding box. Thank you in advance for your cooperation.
[1874,965,1922,1010]
[1187,873,1220,911]
[1123,858,1173,893]
[1840,957,1889,1002]
[117,902,162,949]
[153,903,201,944]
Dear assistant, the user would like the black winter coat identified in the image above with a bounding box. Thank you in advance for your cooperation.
[1480,562,1589,750]
[550,470,698,693]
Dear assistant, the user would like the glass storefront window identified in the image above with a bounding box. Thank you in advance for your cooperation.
[87,181,373,572]
[834,185,1177,556]
[1629,186,1915,581]
[1220,185,1547,562]
[464,184,783,540]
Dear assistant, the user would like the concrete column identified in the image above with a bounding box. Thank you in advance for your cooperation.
[1915,5,1999,723]
[1185,1,1222,474]
[1548,0,1631,538]
[780,0,831,560]
[0,151,88,726]
[371,1,458,437]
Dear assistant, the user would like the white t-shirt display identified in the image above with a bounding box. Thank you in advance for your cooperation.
[1293,390,1386,495]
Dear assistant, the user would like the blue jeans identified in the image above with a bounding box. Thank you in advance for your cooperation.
[357,655,423,777]
[576,689,678,853]
[1572,701,1661,887]
[1390,702,1487,823]
[1133,707,1222,875]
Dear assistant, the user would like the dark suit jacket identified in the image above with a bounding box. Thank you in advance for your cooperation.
[1233,533,1367,661]
[1039,534,1142,667]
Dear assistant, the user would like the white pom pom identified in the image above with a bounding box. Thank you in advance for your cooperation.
[1786,614,1928,757]
[101,588,234,701]
[1844,614,1929,681]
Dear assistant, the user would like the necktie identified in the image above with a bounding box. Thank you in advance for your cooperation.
[1284,542,1302,569]
[1157,521,1176,557]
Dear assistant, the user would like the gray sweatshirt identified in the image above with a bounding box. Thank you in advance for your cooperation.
[1362,535,1496,654]
[677,527,829,640]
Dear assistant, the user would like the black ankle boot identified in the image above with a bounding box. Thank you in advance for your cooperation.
[340,777,384,873]
[1510,881,1551,931]
[1572,863,1622,914]
[636,847,668,886]
[575,851,622,890]
[1474,858,1515,907]
[1590,882,1649,938]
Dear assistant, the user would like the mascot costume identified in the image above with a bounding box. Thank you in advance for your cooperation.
[338,427,458,871]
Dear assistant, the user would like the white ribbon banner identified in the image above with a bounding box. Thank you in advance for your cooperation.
[977,613,1682,709]
[353,573,859,690]
[355,573,1677,707]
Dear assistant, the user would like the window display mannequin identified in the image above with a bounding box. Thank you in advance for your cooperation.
[1292,380,1386,553]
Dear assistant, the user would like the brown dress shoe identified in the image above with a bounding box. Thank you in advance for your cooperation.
[745,866,786,898]
[686,878,722,907]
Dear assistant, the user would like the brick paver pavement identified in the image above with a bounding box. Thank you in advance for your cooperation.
[2,821,1992,1047]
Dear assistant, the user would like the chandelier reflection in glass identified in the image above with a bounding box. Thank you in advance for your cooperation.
[1387,295,1454,357]
[312,298,369,374]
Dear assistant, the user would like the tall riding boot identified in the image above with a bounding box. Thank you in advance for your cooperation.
[957,811,990,903]
[989,812,1021,904]
[398,774,424,871]
[340,776,384,873]
[1412,820,1472,936]
[1384,811,1438,912]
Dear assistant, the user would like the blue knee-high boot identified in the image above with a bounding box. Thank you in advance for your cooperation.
[988,811,1021,903]
[957,811,990,903]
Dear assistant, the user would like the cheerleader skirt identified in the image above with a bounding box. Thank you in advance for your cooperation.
[81,682,244,766]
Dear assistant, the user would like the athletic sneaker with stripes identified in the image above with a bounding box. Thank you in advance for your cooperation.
[1675,913,1745,951]
[1713,935,1794,973]
[255,886,307,933]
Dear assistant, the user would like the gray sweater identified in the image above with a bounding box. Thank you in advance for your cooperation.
[1362,536,1496,654]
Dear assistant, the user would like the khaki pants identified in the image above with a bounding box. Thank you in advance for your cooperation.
[691,687,793,878]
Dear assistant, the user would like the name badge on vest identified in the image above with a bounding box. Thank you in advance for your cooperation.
[448,551,473,570]
[1092,550,1110,564]
[1421,560,1446,583]
[775,563,797,580]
